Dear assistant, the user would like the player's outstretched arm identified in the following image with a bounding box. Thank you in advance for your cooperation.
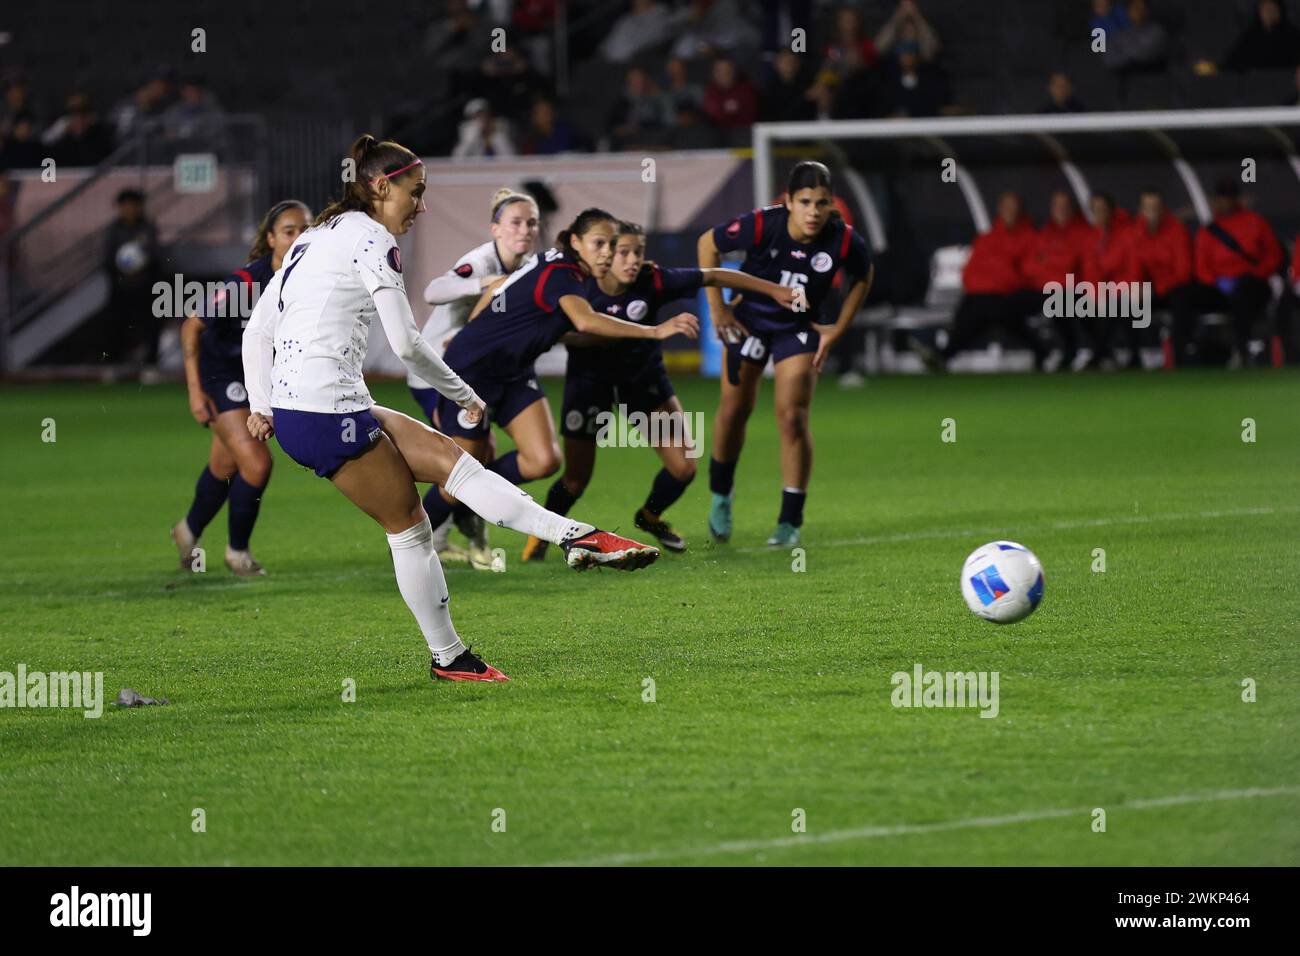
[559,294,699,341]
[468,276,508,321]
[373,286,483,420]
[812,264,874,372]
[702,269,803,311]
[424,268,498,306]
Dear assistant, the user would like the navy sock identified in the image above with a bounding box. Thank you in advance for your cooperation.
[487,450,524,486]
[544,478,579,516]
[644,468,691,516]
[185,467,230,537]
[778,488,806,528]
[227,475,266,550]
[709,457,737,496]
[422,484,454,529]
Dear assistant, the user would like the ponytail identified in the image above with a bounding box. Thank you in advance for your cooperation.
[315,134,422,226]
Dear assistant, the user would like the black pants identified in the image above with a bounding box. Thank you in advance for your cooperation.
[1168,278,1270,366]
[102,284,160,365]
[942,292,1048,365]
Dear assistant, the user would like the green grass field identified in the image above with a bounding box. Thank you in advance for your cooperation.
[1,370,1297,866]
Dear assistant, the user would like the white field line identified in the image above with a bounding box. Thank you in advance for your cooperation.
[542,786,1300,867]
[733,505,1299,554]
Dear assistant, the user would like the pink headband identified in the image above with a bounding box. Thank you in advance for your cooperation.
[378,159,423,181]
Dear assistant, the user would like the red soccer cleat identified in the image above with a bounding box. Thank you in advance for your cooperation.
[430,647,511,683]
[560,529,660,572]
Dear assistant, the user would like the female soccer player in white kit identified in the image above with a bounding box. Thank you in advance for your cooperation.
[408,187,540,568]
[242,135,659,683]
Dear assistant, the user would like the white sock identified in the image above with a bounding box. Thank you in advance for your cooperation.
[385,517,466,665]
[444,453,594,545]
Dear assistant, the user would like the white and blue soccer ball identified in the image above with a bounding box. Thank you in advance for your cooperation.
[114,240,149,276]
[960,541,1044,624]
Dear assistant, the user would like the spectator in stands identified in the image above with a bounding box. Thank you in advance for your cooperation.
[662,57,704,112]
[452,98,517,158]
[1107,0,1169,74]
[669,0,761,62]
[916,191,1047,371]
[0,112,45,168]
[519,97,580,154]
[875,0,942,63]
[1090,0,1131,37]
[0,76,35,141]
[701,56,758,131]
[478,40,544,120]
[1173,180,1283,367]
[163,76,224,138]
[879,40,951,117]
[808,6,879,115]
[1025,189,1094,369]
[1221,0,1300,72]
[112,67,177,141]
[1042,72,1086,113]
[1084,192,1140,368]
[760,48,817,122]
[42,93,114,167]
[607,66,669,150]
[423,0,492,99]
[668,100,724,149]
[103,188,162,369]
[600,0,674,64]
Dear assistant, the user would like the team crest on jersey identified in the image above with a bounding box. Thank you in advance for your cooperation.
[225,381,247,403]
[725,219,741,238]
[627,299,648,321]
[790,250,807,259]
[454,262,473,278]
[811,251,833,273]
[386,246,402,273]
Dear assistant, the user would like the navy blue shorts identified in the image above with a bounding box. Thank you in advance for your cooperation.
[433,371,546,439]
[561,365,676,440]
[272,407,384,479]
[199,356,250,413]
[724,326,819,385]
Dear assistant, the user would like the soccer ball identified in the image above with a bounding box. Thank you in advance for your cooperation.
[114,241,149,276]
[960,541,1044,624]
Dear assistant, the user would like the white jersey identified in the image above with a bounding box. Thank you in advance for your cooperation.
[267,211,407,413]
[407,239,513,389]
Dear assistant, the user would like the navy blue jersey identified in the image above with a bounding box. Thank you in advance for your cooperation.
[568,265,704,380]
[199,254,275,365]
[711,205,871,333]
[444,248,585,380]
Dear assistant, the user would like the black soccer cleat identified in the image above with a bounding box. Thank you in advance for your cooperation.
[430,646,510,683]
[634,507,687,553]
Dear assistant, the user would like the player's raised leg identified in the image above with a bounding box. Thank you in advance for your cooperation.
[327,426,507,682]
[768,350,816,546]
[708,352,762,542]
[371,404,658,571]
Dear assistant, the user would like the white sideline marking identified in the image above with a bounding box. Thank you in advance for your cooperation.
[543,786,1300,867]
[733,505,1299,554]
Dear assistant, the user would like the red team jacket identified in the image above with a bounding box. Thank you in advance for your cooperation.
[961,216,1038,295]
[1193,208,1283,285]
[1127,212,1193,298]
[1023,215,1094,291]
[1084,208,1139,285]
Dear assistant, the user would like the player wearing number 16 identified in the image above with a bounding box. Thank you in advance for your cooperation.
[699,161,874,547]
